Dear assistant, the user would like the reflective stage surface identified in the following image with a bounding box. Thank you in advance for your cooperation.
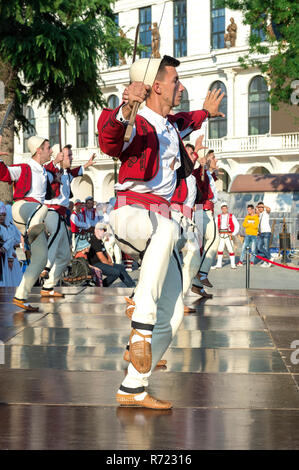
[0,286,299,449]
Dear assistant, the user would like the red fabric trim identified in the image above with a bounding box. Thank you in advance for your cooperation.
[114,190,171,219]
[171,203,193,220]
[46,204,67,217]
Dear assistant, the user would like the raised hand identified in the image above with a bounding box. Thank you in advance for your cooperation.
[194,135,208,153]
[122,81,151,120]
[84,153,96,169]
[203,88,225,118]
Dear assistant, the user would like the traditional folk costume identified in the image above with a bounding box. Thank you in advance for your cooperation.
[82,197,100,227]
[42,154,85,295]
[70,203,91,252]
[0,136,54,311]
[98,57,209,408]
[212,206,239,269]
[191,165,219,294]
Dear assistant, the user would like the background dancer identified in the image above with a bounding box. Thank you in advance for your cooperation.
[212,202,239,269]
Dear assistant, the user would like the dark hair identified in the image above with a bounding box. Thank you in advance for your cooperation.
[207,150,214,155]
[185,143,195,151]
[156,55,180,79]
[247,204,254,209]
[257,201,264,206]
[63,144,72,150]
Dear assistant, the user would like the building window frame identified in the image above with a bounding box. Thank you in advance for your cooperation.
[76,115,89,148]
[23,106,36,153]
[208,81,227,139]
[248,75,269,135]
[139,6,152,58]
[173,0,187,58]
[107,94,120,109]
[49,110,60,147]
[211,0,225,50]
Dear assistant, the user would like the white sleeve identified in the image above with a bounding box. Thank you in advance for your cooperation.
[232,215,239,236]
[115,105,136,151]
[70,213,91,230]
[7,166,22,181]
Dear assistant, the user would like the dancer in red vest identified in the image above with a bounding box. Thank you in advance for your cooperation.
[82,196,99,227]
[212,203,239,269]
[0,135,53,311]
[98,55,224,409]
[192,150,220,298]
[41,145,96,294]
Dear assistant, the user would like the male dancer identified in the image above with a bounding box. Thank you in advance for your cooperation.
[41,145,96,295]
[192,150,219,299]
[212,202,239,269]
[98,55,224,409]
[0,135,53,311]
[70,200,92,252]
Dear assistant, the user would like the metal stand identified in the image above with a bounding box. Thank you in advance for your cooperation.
[245,247,250,289]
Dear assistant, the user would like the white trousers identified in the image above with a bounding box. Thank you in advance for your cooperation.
[172,210,202,297]
[12,200,48,300]
[109,204,184,389]
[215,234,236,267]
[43,210,72,289]
[193,209,219,287]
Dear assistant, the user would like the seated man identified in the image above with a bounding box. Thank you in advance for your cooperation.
[88,222,135,288]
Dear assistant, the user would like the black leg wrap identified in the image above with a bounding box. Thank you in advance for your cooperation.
[119,385,145,394]
[131,321,154,331]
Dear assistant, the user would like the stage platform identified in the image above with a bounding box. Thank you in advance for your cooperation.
[0,286,299,450]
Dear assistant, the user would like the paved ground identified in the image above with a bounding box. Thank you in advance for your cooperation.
[0,282,299,450]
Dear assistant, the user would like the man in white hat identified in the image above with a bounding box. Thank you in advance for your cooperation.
[0,135,54,311]
[212,202,239,269]
[98,55,224,409]
[40,144,96,296]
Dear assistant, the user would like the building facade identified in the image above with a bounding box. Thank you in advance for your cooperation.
[14,0,299,201]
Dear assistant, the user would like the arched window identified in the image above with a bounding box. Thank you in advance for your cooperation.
[173,88,189,113]
[23,106,36,153]
[108,95,119,109]
[208,81,227,138]
[49,111,60,147]
[217,169,231,192]
[77,115,89,148]
[249,166,270,175]
[248,76,269,135]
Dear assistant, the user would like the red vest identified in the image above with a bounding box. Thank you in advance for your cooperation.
[0,162,32,200]
[98,105,208,192]
[44,161,82,199]
[217,213,235,233]
[70,211,87,233]
[82,207,96,221]
[193,166,217,211]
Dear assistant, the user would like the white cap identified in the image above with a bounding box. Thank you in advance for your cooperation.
[51,144,60,159]
[129,58,163,87]
[221,202,228,208]
[27,136,47,156]
[85,196,93,202]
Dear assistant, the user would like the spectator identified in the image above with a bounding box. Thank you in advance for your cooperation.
[82,196,99,227]
[73,238,103,286]
[88,222,135,287]
[70,200,92,252]
[5,204,23,286]
[0,202,21,287]
[237,204,259,266]
[256,201,273,268]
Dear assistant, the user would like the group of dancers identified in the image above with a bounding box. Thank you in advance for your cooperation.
[0,54,230,409]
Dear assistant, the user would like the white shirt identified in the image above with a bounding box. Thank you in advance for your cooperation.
[70,211,91,231]
[259,210,271,233]
[184,174,197,209]
[7,159,53,204]
[219,213,239,236]
[45,165,83,208]
[206,170,218,204]
[115,105,181,202]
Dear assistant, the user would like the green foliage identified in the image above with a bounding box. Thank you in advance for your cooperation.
[0,1,135,129]
[219,0,299,108]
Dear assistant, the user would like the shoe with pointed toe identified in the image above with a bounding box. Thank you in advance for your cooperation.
[116,392,172,409]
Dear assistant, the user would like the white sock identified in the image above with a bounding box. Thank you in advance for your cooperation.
[131,329,152,344]
[118,390,147,399]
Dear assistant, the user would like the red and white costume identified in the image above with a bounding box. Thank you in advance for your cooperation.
[82,207,99,227]
[213,212,239,268]
[0,159,53,300]
[43,161,84,289]
[192,165,220,287]
[70,207,91,251]
[98,103,207,391]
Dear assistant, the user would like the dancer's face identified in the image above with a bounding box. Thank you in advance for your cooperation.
[155,66,185,109]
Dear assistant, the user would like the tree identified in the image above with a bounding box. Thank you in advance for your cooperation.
[0,0,135,201]
[219,0,299,109]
